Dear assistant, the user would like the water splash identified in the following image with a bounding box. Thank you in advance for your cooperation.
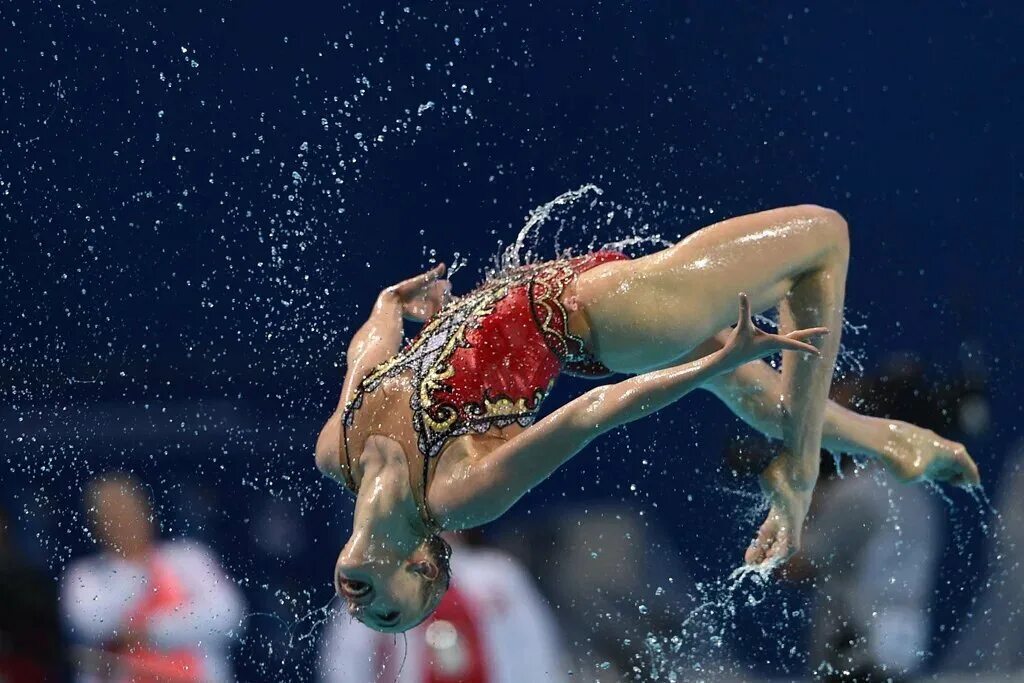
[490,184,672,277]
[634,560,782,682]
[498,183,604,271]
[603,232,674,254]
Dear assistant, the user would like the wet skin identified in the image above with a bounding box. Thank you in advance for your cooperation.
[316,204,980,631]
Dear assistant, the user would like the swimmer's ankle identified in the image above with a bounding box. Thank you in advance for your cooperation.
[761,453,818,496]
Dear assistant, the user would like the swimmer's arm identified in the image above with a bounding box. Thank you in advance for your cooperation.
[430,295,825,529]
[430,351,735,529]
[315,292,404,479]
[335,291,405,411]
[335,263,449,411]
[317,265,449,478]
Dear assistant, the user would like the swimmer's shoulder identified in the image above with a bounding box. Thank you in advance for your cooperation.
[427,431,519,529]
[316,364,410,485]
[431,430,510,480]
[315,409,358,490]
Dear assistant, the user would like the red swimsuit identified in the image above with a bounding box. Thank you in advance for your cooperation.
[342,251,627,497]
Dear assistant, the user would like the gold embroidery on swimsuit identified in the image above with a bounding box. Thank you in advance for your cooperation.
[529,262,589,362]
[346,262,576,460]
[475,386,549,419]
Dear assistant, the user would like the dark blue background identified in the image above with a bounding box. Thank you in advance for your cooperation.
[2,2,1021,679]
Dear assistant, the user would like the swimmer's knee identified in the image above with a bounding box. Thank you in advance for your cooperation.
[794,204,849,258]
[778,204,849,270]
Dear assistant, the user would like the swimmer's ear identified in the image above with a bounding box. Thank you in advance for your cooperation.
[411,560,439,580]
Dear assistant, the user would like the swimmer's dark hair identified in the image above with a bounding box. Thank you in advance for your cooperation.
[404,533,452,631]
[427,533,453,588]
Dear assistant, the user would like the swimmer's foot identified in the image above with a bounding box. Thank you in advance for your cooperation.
[745,455,814,566]
[876,420,980,487]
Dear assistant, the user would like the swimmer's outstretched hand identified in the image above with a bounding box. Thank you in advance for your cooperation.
[382,263,452,322]
[718,293,829,368]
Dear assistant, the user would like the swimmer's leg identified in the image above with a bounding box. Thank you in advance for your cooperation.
[749,218,847,564]
[684,333,980,486]
[574,204,849,563]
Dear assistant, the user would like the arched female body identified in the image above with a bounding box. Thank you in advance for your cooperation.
[315,204,978,633]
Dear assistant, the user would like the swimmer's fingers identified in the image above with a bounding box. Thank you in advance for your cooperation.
[747,328,827,360]
[771,328,829,356]
[764,527,795,563]
[417,279,453,315]
[963,459,982,487]
[386,264,450,320]
[734,292,756,334]
[393,263,447,296]
[722,293,760,360]
[399,275,452,322]
[772,338,819,356]
[785,327,830,342]
[733,295,826,354]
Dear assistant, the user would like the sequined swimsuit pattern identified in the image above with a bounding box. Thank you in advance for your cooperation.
[341,251,628,499]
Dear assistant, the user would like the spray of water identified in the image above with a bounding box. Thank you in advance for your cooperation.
[487,184,672,278]
[499,184,604,270]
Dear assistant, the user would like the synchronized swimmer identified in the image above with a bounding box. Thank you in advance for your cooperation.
[315,204,980,633]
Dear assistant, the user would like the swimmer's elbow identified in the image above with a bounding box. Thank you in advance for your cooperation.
[570,385,638,435]
[570,386,617,433]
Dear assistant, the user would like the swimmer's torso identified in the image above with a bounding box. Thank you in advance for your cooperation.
[339,252,629,517]
[340,371,523,510]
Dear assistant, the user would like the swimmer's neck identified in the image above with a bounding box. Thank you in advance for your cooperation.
[343,442,424,562]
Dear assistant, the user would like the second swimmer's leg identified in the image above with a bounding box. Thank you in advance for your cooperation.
[690,333,981,486]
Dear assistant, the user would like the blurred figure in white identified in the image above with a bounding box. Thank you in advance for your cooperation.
[319,533,568,683]
[493,503,728,682]
[942,444,1024,674]
[780,365,964,681]
[794,458,940,682]
[61,473,245,683]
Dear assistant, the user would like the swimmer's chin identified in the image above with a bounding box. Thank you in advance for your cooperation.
[359,612,431,634]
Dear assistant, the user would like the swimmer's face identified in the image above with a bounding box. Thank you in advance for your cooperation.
[334,535,450,633]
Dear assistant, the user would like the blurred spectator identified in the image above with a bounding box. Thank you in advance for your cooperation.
[319,532,568,682]
[494,504,738,682]
[941,444,1024,674]
[0,504,67,682]
[790,457,940,682]
[61,473,245,683]
[778,360,967,681]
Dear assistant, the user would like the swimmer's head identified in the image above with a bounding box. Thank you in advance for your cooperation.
[334,533,451,633]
